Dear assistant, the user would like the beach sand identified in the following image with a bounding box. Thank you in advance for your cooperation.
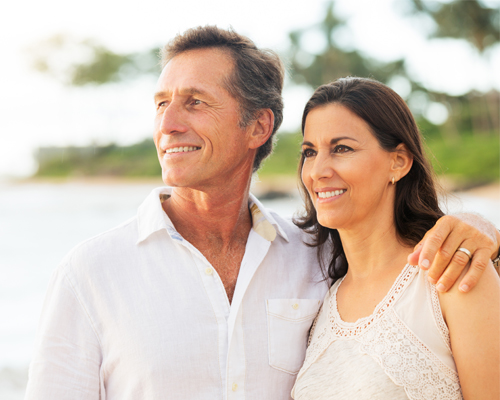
[459,182,500,200]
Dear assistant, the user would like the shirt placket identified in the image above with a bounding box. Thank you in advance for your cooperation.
[226,229,272,400]
[170,232,232,398]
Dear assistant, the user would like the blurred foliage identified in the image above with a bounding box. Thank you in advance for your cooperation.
[286,0,499,143]
[35,131,499,189]
[35,139,161,177]
[287,3,408,88]
[31,0,499,186]
[28,35,161,86]
[262,130,500,188]
[259,133,303,176]
[427,133,500,186]
[407,0,499,52]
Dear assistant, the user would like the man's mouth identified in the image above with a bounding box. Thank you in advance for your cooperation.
[165,146,201,154]
[317,189,346,199]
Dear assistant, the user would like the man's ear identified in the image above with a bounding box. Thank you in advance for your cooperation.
[390,143,413,183]
[248,109,274,149]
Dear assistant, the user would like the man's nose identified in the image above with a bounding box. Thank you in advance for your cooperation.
[159,101,188,135]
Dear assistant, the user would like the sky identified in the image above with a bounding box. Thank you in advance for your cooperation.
[0,0,499,177]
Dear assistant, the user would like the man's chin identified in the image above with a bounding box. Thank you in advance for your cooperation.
[161,171,190,188]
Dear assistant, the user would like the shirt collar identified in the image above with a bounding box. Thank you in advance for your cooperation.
[136,187,289,244]
[248,193,289,242]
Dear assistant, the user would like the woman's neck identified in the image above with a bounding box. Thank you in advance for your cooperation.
[338,221,414,282]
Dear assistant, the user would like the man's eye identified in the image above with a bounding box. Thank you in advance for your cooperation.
[302,148,316,158]
[191,99,202,105]
[333,145,352,153]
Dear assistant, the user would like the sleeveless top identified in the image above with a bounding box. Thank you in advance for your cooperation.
[292,264,463,400]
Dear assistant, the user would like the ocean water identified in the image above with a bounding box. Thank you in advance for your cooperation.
[0,181,498,398]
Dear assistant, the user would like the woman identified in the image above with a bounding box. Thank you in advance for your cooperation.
[291,77,499,400]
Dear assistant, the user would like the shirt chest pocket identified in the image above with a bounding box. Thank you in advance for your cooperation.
[266,298,321,375]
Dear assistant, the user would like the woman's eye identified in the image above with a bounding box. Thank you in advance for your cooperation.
[302,148,316,158]
[333,145,352,153]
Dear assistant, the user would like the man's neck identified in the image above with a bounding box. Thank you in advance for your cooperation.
[162,181,254,303]
[162,182,252,245]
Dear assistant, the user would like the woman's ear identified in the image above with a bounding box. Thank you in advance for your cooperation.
[248,109,274,149]
[390,143,413,183]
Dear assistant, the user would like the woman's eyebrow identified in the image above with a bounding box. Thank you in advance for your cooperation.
[302,136,358,147]
[330,136,358,145]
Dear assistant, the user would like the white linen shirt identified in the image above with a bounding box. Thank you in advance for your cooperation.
[25,187,328,400]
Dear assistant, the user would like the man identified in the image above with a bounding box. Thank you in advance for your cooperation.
[26,26,500,399]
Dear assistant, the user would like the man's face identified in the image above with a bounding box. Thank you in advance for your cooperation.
[153,48,255,190]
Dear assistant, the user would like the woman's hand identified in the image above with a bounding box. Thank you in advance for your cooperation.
[407,213,500,292]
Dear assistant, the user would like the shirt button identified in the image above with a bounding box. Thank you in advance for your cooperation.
[292,303,299,310]
[232,383,238,391]
[205,267,213,275]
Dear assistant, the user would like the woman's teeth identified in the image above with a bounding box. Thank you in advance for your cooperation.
[318,189,346,199]
[165,146,200,154]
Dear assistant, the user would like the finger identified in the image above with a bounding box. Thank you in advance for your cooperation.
[419,218,454,272]
[434,245,473,292]
[407,242,423,265]
[427,230,471,285]
[458,248,491,292]
[416,228,436,269]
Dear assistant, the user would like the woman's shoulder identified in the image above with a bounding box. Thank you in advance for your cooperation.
[438,262,500,325]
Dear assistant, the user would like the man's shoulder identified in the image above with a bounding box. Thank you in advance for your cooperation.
[59,216,139,275]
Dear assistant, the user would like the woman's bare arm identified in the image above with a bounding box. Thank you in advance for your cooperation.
[438,262,500,400]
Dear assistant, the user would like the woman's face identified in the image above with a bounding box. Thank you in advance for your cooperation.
[301,103,396,231]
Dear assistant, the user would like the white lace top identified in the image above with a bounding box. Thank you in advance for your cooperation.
[292,264,463,400]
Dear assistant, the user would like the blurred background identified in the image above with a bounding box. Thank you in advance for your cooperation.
[0,0,499,397]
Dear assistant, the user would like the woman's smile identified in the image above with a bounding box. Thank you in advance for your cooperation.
[315,188,347,202]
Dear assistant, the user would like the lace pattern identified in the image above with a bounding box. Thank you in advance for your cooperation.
[357,309,462,399]
[426,277,452,352]
[307,307,321,346]
[330,264,417,337]
[299,264,418,378]
[297,264,463,400]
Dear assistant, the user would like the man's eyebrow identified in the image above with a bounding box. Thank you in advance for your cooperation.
[182,87,206,96]
[154,91,168,102]
[154,87,214,102]
[181,87,218,102]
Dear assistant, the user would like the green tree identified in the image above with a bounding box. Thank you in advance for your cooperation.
[408,0,499,52]
[287,3,408,88]
[29,1,499,184]
[28,35,161,86]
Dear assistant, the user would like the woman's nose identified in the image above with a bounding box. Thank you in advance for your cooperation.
[309,153,334,182]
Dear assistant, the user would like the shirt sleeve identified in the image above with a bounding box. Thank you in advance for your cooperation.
[25,265,102,399]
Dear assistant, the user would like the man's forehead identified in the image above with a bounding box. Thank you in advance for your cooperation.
[161,48,233,79]
[155,49,233,96]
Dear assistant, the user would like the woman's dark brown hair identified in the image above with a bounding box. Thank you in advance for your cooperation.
[295,77,444,282]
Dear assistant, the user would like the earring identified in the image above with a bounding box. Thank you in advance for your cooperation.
[391,177,395,185]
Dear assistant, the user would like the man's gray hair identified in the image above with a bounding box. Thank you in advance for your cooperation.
[161,26,285,172]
